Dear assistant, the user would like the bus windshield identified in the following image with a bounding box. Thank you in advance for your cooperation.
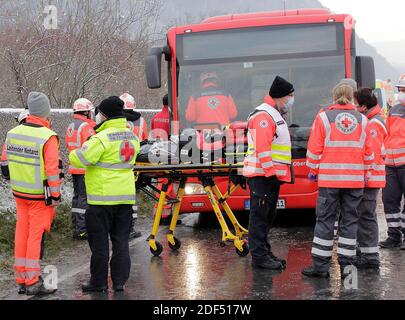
[176,23,347,156]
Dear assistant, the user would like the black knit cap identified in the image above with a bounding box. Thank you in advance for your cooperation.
[269,76,295,98]
[98,96,124,118]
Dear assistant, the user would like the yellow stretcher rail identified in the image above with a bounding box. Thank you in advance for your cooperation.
[134,162,249,257]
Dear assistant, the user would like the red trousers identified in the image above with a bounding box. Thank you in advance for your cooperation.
[14,198,54,285]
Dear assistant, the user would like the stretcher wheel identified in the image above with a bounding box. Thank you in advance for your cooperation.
[168,237,181,251]
[150,242,163,256]
[236,242,249,257]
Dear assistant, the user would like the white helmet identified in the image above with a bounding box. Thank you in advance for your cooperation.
[16,109,29,124]
[395,77,405,89]
[119,93,136,110]
[73,98,94,112]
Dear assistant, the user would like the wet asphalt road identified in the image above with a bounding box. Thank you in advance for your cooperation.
[14,205,405,301]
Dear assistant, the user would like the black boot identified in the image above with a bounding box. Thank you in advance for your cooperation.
[18,285,26,295]
[379,238,401,249]
[81,282,108,293]
[129,218,142,240]
[252,258,283,270]
[353,256,380,270]
[302,266,330,279]
[26,278,56,296]
[269,252,287,269]
[113,284,125,292]
[129,230,142,240]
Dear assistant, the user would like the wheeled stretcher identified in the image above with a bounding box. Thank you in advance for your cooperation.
[134,163,249,257]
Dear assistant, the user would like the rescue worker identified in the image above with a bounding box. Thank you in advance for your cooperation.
[380,78,405,249]
[243,76,295,270]
[354,88,387,268]
[186,71,238,127]
[330,79,358,238]
[303,84,374,278]
[69,96,139,292]
[1,110,30,179]
[149,94,178,225]
[65,98,96,240]
[5,92,60,295]
[150,94,170,141]
[120,93,148,141]
[120,92,147,239]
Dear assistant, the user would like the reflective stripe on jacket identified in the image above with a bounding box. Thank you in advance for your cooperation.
[65,114,96,175]
[366,105,387,188]
[69,117,140,205]
[127,116,148,142]
[385,103,405,167]
[243,98,292,183]
[306,104,374,188]
[6,116,60,199]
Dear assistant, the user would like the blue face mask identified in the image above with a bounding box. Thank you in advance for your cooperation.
[282,96,295,113]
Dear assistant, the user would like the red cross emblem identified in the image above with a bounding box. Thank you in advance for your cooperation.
[341,117,353,128]
[120,141,135,162]
[336,112,358,134]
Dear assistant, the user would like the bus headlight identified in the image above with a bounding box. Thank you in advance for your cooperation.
[185,183,205,195]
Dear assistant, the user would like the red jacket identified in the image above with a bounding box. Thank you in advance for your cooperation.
[385,103,405,167]
[150,105,170,140]
[186,83,238,126]
[65,114,96,174]
[365,105,387,188]
[306,104,374,188]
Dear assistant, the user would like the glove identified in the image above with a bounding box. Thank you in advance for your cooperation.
[308,172,318,182]
[50,196,61,207]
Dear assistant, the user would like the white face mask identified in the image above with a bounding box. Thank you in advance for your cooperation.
[95,112,106,125]
[398,92,405,104]
[281,96,295,114]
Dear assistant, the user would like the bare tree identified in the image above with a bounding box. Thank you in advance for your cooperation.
[0,0,162,108]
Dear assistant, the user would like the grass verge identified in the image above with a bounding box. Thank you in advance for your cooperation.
[0,202,76,273]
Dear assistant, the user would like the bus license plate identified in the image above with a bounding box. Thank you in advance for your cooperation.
[245,199,286,210]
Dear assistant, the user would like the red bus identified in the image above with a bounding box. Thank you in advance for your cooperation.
[145,8,375,213]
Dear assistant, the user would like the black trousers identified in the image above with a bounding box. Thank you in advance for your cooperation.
[72,174,88,236]
[248,176,281,264]
[85,204,132,287]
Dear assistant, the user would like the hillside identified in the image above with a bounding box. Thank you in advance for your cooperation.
[157,0,400,80]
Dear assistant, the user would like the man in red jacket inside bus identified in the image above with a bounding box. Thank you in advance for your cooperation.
[150,94,170,141]
[186,72,238,128]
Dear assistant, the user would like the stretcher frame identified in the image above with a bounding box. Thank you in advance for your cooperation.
[134,163,249,257]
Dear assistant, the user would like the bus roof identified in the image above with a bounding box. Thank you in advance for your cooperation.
[202,9,331,24]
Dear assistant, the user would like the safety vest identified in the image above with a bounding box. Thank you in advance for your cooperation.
[385,103,405,167]
[127,117,147,142]
[243,103,292,182]
[366,106,387,188]
[306,104,373,188]
[6,124,58,196]
[65,114,95,174]
[70,118,139,205]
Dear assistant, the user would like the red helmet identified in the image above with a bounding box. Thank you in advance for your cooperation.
[73,98,94,112]
[200,72,218,84]
[120,93,136,110]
